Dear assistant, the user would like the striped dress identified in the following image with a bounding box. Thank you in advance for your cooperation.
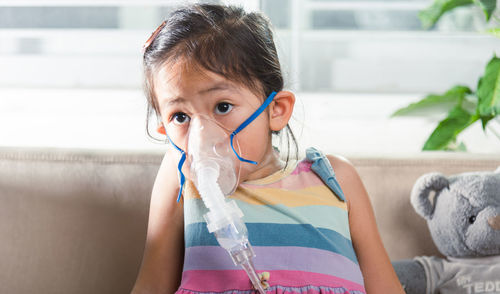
[176,157,366,294]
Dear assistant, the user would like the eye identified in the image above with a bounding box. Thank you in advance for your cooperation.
[215,102,233,115]
[171,112,190,125]
[468,215,476,224]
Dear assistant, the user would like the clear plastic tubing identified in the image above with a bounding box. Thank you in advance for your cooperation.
[194,159,266,294]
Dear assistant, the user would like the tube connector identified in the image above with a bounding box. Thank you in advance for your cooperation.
[231,244,266,294]
[205,200,244,233]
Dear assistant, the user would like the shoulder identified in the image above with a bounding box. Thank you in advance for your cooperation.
[325,154,361,187]
[325,154,366,208]
[325,154,354,173]
[305,148,356,179]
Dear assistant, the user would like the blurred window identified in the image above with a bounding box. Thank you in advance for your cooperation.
[0,0,498,92]
[261,0,500,92]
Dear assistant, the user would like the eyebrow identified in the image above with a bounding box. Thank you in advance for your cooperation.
[198,82,235,94]
[161,97,186,110]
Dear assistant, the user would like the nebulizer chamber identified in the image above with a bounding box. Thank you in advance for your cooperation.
[187,116,266,294]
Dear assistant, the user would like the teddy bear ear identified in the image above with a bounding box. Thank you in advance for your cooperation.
[410,172,449,220]
[495,166,500,173]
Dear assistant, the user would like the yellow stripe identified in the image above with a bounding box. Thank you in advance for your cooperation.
[185,181,347,210]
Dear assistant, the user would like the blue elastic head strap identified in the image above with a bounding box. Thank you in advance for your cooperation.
[230,91,277,164]
[169,91,278,202]
[166,132,186,203]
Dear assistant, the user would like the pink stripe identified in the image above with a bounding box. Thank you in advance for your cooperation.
[179,270,365,293]
[291,160,313,175]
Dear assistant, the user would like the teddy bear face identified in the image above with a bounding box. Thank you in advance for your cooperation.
[412,171,500,258]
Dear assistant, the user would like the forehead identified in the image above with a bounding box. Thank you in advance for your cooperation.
[153,60,236,98]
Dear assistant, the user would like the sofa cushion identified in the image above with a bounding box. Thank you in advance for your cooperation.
[0,147,162,294]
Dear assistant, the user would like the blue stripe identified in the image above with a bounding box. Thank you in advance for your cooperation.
[184,198,351,239]
[185,222,358,264]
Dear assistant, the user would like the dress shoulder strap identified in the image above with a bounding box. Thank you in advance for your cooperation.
[305,147,346,202]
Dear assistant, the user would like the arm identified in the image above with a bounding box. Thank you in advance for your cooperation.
[131,149,185,294]
[327,155,405,294]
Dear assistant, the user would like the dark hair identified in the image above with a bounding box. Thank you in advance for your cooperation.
[143,4,298,163]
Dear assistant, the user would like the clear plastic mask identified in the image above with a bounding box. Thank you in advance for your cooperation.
[186,115,242,196]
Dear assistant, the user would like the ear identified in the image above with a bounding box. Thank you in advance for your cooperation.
[410,172,449,220]
[495,166,500,173]
[269,90,295,132]
[157,124,166,135]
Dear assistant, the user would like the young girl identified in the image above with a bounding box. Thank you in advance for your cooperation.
[132,4,404,294]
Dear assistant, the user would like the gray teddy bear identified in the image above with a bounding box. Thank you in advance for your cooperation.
[393,169,500,294]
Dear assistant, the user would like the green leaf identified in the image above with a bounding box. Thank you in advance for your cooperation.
[391,85,473,117]
[419,0,474,29]
[485,28,500,38]
[472,0,497,21]
[423,105,478,150]
[477,55,500,128]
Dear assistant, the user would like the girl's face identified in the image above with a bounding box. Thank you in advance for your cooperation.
[154,60,281,182]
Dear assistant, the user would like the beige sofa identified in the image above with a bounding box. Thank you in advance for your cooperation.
[1,147,499,294]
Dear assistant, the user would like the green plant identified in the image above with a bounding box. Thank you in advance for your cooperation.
[392,0,500,151]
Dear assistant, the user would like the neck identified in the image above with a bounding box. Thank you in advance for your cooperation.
[244,147,285,182]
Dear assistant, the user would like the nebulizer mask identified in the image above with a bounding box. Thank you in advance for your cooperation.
[166,91,277,294]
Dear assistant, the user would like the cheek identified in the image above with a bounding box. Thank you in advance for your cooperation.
[234,115,271,161]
